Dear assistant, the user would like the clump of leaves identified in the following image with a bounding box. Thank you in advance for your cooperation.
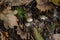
[14,6,26,19]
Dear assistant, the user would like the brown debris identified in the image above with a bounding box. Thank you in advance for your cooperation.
[36,0,53,11]
[4,0,32,6]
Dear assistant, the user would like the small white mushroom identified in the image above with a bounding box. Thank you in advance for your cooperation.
[40,16,48,20]
[25,23,30,27]
[27,18,33,22]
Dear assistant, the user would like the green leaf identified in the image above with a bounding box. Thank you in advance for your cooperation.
[32,27,44,40]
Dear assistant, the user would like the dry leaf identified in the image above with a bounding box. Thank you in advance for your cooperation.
[0,32,6,40]
[53,34,60,40]
[36,0,53,11]
[5,0,32,6]
[0,8,18,29]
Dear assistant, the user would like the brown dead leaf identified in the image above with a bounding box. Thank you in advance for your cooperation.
[0,32,6,40]
[0,8,18,29]
[5,0,32,6]
[0,0,5,6]
[53,34,60,40]
[36,0,53,11]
